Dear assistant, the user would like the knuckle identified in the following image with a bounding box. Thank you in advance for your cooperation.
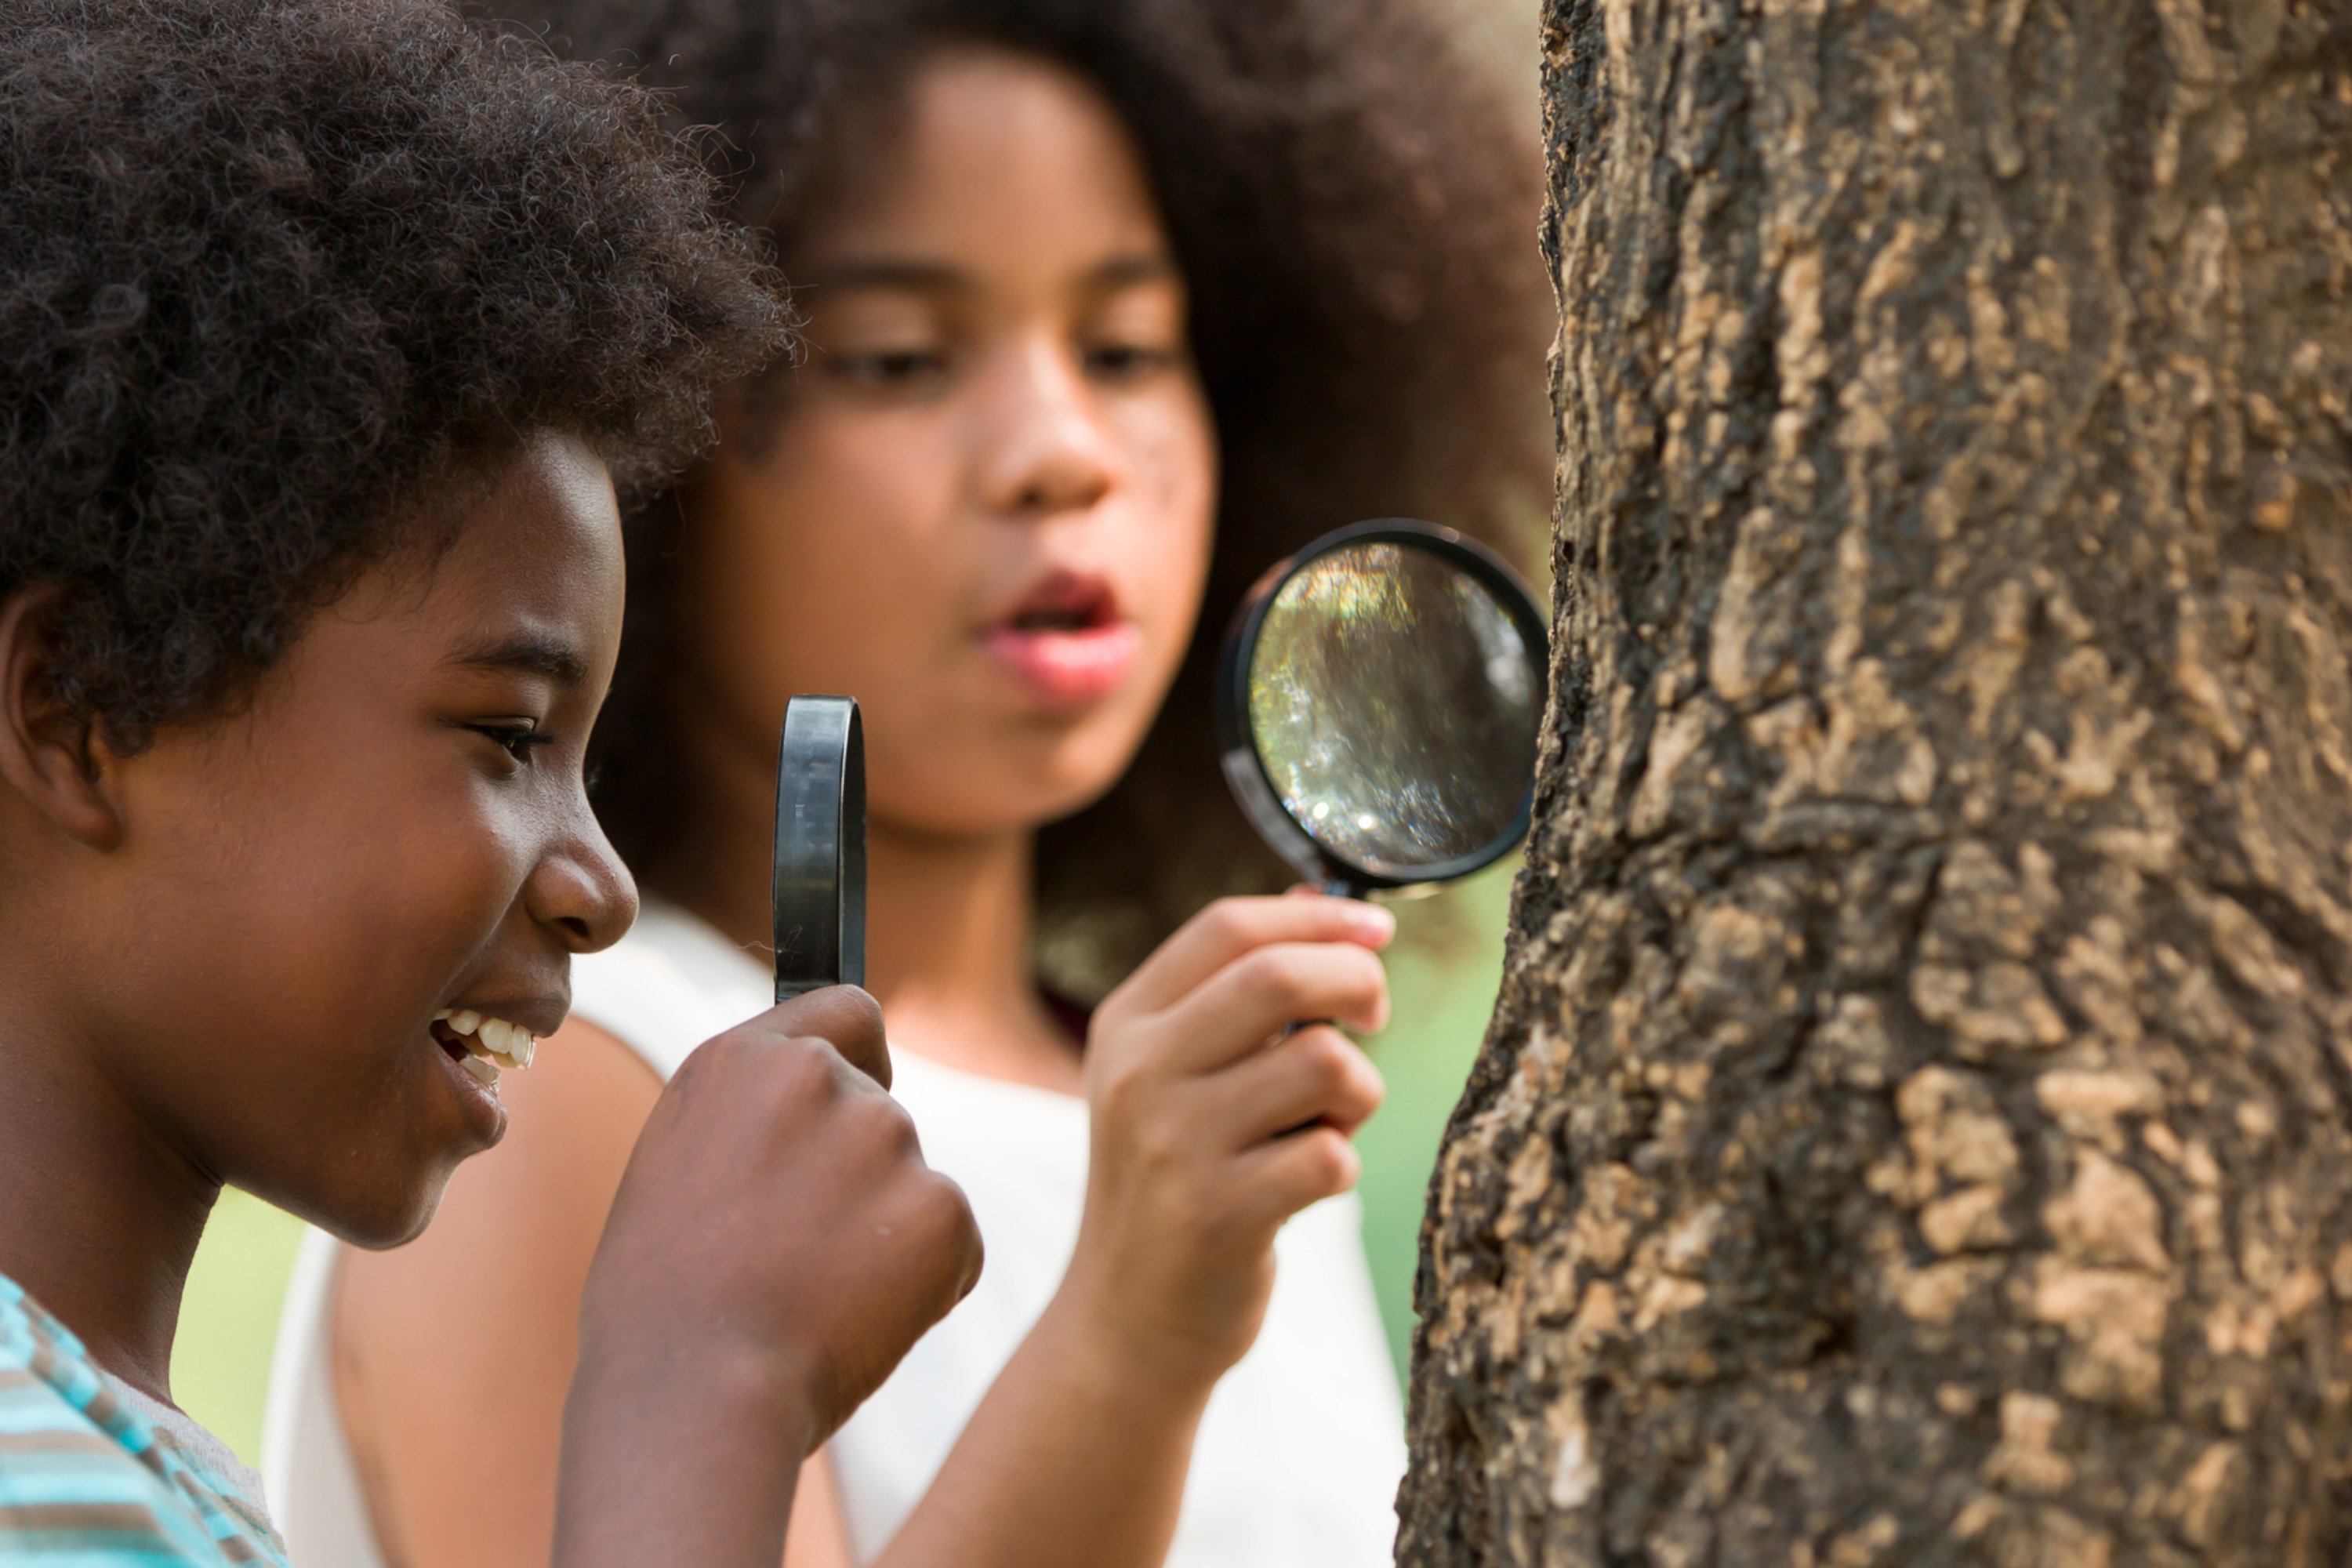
[772,1035,842,1098]
[1095,1058,1153,1122]
[1320,1134,1361,1190]
[686,1026,750,1074]
[881,1100,923,1158]
[832,983,887,1035]
[922,1174,978,1243]
[910,1178,982,1290]
[1298,1129,1356,1192]
[1239,950,1308,1011]
[828,988,888,1052]
[1087,995,1129,1038]
[677,1028,769,1101]
[1205,897,1261,944]
[1298,1029,1353,1085]
[853,1090,920,1154]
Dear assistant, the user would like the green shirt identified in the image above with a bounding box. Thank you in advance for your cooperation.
[0,1275,288,1566]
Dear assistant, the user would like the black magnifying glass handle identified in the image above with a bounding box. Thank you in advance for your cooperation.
[772,695,867,1002]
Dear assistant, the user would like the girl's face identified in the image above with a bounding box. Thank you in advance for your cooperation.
[78,434,637,1246]
[683,45,1218,839]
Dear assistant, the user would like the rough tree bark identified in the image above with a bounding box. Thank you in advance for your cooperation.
[1399,2,2352,1563]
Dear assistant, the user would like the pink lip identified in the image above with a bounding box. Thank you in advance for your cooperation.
[984,622,1142,707]
[430,1027,508,1147]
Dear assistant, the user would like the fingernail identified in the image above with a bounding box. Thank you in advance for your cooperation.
[1350,903,1397,945]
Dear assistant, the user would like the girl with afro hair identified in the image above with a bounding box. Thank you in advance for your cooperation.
[0,2,981,1563]
[280,2,1549,1565]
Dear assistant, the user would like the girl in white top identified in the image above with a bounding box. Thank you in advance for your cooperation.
[267,4,1544,1565]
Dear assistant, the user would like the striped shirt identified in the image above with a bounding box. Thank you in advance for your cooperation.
[0,1275,287,1566]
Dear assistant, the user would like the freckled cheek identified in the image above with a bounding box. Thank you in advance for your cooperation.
[1116,405,1218,647]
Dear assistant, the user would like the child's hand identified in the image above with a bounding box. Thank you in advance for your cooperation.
[1059,894,1392,1392]
[575,987,984,1442]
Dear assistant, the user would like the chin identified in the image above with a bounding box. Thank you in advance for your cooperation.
[889,739,1137,837]
[282,1152,468,1253]
[1023,715,1154,818]
[969,769,1131,837]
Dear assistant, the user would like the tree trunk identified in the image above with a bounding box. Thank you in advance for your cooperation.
[1399,2,2352,1564]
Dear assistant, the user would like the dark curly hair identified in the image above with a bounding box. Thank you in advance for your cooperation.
[0,0,791,748]
[499,0,1549,995]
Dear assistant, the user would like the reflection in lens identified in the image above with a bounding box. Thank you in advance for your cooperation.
[1247,542,1541,878]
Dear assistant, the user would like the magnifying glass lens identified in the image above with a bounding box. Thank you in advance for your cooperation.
[1248,541,1540,880]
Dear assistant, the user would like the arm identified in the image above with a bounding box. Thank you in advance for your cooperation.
[861,895,1394,1568]
[337,1020,856,1568]
[858,1302,1210,1568]
[337,992,975,1568]
[553,989,978,1568]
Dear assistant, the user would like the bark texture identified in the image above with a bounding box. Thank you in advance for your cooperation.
[1400,2,2352,1563]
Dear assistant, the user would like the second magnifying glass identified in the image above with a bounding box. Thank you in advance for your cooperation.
[1217,520,1547,899]
[772,695,866,1002]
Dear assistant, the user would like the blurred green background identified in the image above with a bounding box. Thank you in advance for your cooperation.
[169,866,1513,1466]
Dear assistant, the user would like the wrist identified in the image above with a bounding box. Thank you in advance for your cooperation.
[557,1327,821,1568]
[1035,1284,1225,1414]
[571,1315,824,1455]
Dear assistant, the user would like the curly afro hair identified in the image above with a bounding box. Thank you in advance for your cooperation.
[499,0,1550,994]
[0,0,792,748]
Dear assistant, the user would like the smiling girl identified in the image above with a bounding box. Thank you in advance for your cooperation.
[0,4,981,1563]
[273,3,1546,1566]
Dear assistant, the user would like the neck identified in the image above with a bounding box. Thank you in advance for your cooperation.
[0,988,218,1403]
[660,718,1078,1091]
[860,821,1043,1053]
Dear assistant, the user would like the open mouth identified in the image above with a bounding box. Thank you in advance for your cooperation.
[984,572,1141,706]
[1000,573,1119,633]
[431,1008,536,1090]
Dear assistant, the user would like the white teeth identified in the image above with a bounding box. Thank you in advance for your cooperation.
[494,1033,534,1072]
[459,1053,500,1088]
[441,1011,536,1073]
[434,1009,452,1023]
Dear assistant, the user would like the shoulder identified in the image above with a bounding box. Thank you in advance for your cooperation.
[569,901,772,1082]
[0,1282,281,1567]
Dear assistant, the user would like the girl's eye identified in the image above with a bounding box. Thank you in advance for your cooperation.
[829,347,950,388]
[1083,341,1178,382]
[468,722,555,764]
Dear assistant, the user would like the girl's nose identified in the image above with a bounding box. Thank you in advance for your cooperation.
[975,341,1123,516]
[526,803,639,955]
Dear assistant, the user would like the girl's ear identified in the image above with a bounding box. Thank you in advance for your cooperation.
[0,586,125,850]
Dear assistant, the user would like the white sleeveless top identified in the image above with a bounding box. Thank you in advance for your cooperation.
[265,901,1406,1566]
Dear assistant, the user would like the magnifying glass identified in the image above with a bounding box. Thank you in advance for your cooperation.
[1217,520,1547,899]
[772,695,866,1001]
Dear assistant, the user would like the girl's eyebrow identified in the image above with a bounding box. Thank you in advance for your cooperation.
[797,260,967,294]
[796,252,1178,296]
[1084,253,1180,290]
[446,631,589,687]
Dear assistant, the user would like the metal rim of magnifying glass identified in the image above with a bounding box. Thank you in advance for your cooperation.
[772,695,867,1000]
[1214,518,1549,895]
